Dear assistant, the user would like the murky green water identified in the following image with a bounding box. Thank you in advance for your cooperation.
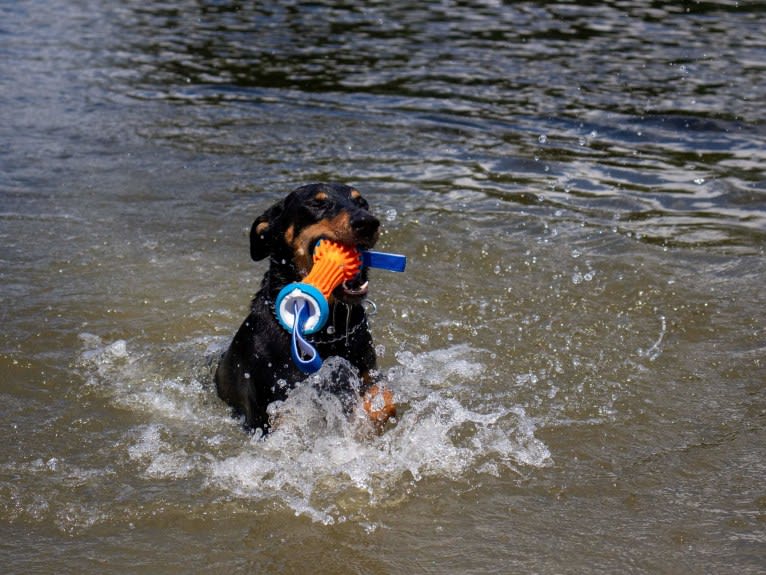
[1,1,765,573]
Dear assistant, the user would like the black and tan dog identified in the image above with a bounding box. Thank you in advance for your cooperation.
[215,183,394,434]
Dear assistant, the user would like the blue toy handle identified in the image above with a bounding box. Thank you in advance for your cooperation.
[362,250,407,272]
[290,300,324,374]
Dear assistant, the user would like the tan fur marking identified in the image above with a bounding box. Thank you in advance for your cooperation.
[255,221,270,236]
[350,189,361,199]
[284,224,295,245]
[363,384,396,427]
[315,191,328,201]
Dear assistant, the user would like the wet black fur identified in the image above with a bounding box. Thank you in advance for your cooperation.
[214,183,380,434]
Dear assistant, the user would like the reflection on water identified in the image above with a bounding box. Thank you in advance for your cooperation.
[1,0,765,573]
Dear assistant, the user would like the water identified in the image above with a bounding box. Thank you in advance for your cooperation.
[1,1,765,573]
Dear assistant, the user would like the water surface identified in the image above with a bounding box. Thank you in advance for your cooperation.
[1,1,765,573]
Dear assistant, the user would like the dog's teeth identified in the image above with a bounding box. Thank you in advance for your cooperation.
[342,280,369,295]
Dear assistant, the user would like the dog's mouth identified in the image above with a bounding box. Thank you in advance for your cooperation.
[308,237,371,302]
[339,274,369,298]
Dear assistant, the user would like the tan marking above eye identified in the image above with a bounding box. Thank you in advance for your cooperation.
[350,189,361,199]
[315,192,328,201]
[255,221,270,235]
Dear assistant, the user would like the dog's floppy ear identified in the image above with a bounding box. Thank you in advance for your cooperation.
[250,200,284,261]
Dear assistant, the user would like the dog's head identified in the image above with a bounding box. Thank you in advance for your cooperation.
[250,183,380,302]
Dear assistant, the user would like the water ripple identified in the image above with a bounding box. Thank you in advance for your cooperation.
[59,0,764,252]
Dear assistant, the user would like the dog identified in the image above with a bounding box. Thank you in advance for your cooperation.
[215,183,395,434]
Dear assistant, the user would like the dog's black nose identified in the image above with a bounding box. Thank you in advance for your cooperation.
[352,212,380,237]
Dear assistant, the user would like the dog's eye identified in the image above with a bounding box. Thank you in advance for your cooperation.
[354,196,370,210]
[305,196,334,217]
[310,196,332,210]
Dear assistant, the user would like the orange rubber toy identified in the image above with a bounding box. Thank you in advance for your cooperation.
[275,239,361,335]
[303,239,361,300]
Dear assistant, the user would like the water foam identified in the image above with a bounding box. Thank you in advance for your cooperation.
[77,335,551,525]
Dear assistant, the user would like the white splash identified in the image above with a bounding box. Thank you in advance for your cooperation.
[77,335,551,525]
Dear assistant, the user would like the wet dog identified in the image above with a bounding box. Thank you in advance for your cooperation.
[215,183,395,434]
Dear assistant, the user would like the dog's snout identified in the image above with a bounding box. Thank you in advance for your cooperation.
[352,212,380,238]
